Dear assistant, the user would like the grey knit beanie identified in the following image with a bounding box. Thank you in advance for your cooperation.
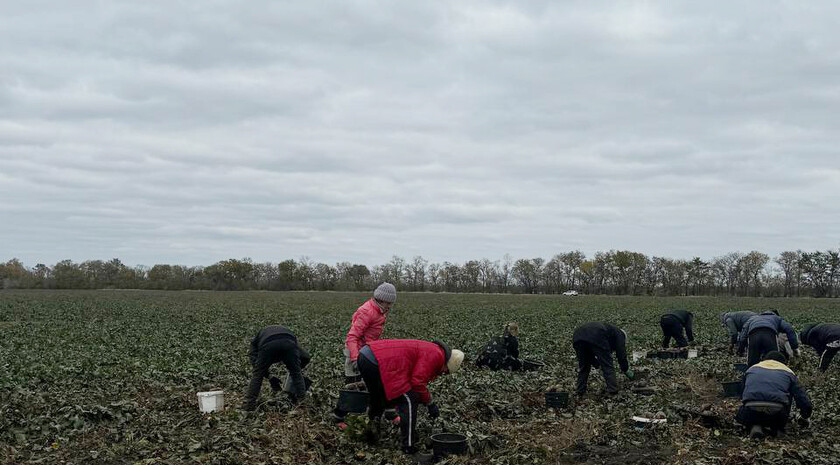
[373,282,397,303]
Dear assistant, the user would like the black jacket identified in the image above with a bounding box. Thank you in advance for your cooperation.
[249,325,308,397]
[478,335,519,363]
[573,322,629,372]
[800,323,840,354]
[663,310,695,341]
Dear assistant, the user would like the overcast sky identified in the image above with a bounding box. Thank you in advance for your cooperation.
[2,1,839,268]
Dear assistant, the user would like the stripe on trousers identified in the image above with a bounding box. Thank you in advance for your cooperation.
[403,393,413,447]
[820,349,828,369]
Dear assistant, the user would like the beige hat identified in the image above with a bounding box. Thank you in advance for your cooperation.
[447,349,465,373]
[505,322,519,337]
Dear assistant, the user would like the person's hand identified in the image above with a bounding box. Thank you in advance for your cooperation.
[728,345,734,355]
[794,348,802,358]
[427,403,440,419]
[797,417,810,428]
[351,360,359,372]
[625,369,635,380]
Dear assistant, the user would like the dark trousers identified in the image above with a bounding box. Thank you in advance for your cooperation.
[244,338,310,410]
[819,340,840,372]
[736,402,790,434]
[574,341,618,395]
[358,355,422,453]
[747,328,779,367]
[660,315,688,348]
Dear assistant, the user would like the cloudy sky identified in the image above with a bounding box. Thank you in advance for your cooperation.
[2,1,839,267]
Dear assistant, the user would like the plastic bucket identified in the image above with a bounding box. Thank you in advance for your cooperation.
[197,390,224,413]
[545,391,569,409]
[522,359,545,371]
[687,349,698,359]
[337,389,369,413]
[632,350,647,362]
[431,433,468,459]
[282,374,313,393]
[721,381,743,398]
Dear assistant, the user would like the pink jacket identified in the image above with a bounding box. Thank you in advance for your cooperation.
[345,299,389,361]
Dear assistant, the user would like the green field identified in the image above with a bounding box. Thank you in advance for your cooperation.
[2,291,839,464]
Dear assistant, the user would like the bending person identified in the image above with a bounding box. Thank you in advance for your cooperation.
[800,323,840,372]
[243,325,310,411]
[737,311,800,367]
[660,309,695,348]
[572,322,633,396]
[720,311,756,354]
[357,339,464,459]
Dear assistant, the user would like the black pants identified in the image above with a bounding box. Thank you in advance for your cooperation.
[736,403,790,434]
[244,338,310,410]
[660,315,688,348]
[819,340,840,372]
[574,341,618,395]
[358,354,422,453]
[747,328,779,367]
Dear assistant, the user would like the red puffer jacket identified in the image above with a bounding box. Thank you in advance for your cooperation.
[345,299,388,361]
[368,339,446,404]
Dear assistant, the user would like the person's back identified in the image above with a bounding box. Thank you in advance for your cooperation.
[800,323,840,371]
[738,312,799,365]
[572,322,631,395]
[477,322,520,370]
[737,351,811,438]
[722,311,757,352]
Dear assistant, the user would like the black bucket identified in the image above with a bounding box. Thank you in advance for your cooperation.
[545,391,569,409]
[721,381,743,398]
[734,363,748,373]
[522,359,545,371]
[431,433,468,459]
[336,389,369,413]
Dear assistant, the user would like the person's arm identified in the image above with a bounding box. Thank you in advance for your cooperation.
[737,325,749,356]
[408,354,440,405]
[615,333,629,373]
[725,318,739,346]
[249,331,260,366]
[508,336,520,359]
[345,311,369,362]
[685,314,695,342]
[791,377,812,419]
[781,320,799,350]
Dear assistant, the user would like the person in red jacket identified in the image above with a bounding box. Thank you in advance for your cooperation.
[334,282,397,422]
[357,339,464,458]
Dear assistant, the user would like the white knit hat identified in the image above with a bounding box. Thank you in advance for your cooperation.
[447,349,465,373]
[373,282,397,303]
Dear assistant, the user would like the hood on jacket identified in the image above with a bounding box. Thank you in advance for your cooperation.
[433,340,452,364]
[800,324,817,345]
[761,310,780,316]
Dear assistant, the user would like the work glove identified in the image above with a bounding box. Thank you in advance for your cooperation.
[351,360,359,373]
[797,417,810,428]
[624,369,635,380]
[427,403,440,419]
[794,348,802,358]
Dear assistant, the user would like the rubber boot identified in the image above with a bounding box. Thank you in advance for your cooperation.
[749,425,765,440]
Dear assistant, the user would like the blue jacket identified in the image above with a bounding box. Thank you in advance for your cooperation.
[741,360,812,419]
[737,312,799,350]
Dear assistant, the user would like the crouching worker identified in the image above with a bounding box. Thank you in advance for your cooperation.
[572,322,634,396]
[476,322,521,371]
[738,311,800,367]
[800,323,840,372]
[243,325,311,411]
[660,309,695,348]
[721,311,757,354]
[357,339,464,459]
[736,351,812,439]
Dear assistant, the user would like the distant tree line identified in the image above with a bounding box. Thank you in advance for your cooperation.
[1,249,839,297]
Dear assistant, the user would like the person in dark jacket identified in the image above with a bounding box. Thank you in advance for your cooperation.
[243,325,311,411]
[572,322,634,396]
[476,322,521,371]
[800,323,840,372]
[736,351,812,439]
[720,311,757,354]
[737,311,800,367]
[660,309,695,348]
[357,339,464,459]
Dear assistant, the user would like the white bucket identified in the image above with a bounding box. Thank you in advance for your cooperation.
[687,349,698,359]
[632,350,647,362]
[197,390,225,413]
